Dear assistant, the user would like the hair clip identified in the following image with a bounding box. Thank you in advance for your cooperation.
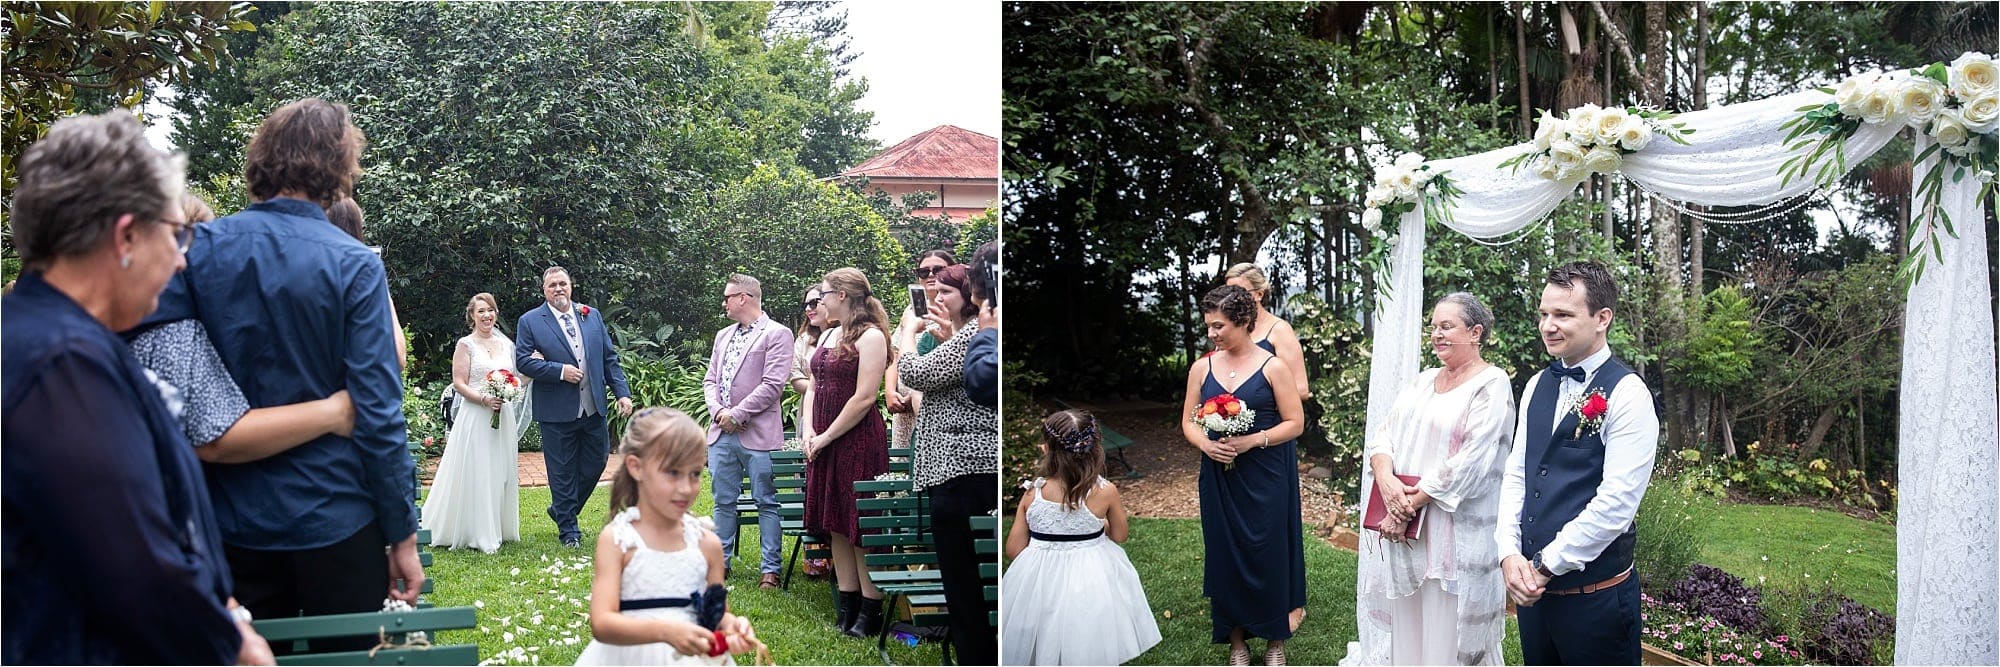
[1043,421,1099,453]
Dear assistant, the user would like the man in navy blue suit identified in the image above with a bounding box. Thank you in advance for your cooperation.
[516,266,632,547]
[1497,261,1659,665]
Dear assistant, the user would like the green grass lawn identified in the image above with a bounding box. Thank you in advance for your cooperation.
[1009,502,1894,665]
[1007,516,1526,665]
[421,479,944,665]
[1696,503,1897,614]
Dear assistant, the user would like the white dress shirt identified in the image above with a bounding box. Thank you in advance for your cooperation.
[1494,344,1659,575]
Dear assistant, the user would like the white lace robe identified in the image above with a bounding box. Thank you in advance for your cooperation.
[1351,367,1513,665]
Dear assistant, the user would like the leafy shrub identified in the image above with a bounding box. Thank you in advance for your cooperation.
[1642,593,1805,665]
[1762,586,1895,666]
[1001,361,1048,507]
[1636,469,1719,591]
[1662,564,1766,634]
[1709,441,1885,508]
[1286,293,1368,473]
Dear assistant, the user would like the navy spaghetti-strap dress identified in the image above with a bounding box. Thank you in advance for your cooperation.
[1197,356,1307,643]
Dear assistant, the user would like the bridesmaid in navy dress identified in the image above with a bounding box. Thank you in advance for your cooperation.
[1180,284,1308,666]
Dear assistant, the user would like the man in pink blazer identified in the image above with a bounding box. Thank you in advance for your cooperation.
[703,273,796,588]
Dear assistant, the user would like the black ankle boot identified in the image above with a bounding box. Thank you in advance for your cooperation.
[835,590,859,631]
[844,595,884,638]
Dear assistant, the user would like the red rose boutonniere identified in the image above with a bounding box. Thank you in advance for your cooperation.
[578,305,592,318]
[1573,387,1609,438]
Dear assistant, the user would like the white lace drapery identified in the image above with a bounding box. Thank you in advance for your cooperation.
[1893,135,1998,666]
[1348,80,1997,665]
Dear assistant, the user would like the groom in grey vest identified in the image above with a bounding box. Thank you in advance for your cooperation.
[516,266,632,547]
[1496,261,1658,665]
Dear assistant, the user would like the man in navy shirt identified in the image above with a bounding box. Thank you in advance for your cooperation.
[148,99,422,646]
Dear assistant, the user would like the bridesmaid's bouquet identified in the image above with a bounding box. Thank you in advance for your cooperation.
[479,369,524,429]
[1192,393,1256,470]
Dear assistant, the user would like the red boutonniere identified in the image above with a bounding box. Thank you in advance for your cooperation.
[1573,387,1609,438]
[578,305,592,318]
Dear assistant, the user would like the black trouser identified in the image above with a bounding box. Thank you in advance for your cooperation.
[926,472,997,666]
[225,521,391,654]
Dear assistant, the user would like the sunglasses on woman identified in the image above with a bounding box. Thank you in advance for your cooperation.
[913,266,943,279]
[804,298,822,309]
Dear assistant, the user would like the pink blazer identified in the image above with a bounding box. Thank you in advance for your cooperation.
[702,319,795,450]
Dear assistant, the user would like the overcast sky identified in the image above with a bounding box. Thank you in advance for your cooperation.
[840,0,1001,145]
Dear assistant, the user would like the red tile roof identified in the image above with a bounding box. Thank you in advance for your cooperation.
[840,125,998,180]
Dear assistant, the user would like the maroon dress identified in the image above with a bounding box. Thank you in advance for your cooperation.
[805,343,889,545]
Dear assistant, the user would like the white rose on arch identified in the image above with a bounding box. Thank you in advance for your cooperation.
[1533,110,1564,150]
[1395,152,1426,170]
[1898,78,1947,127]
[1582,145,1623,174]
[1933,109,1972,155]
[1536,159,1561,181]
[1364,185,1392,209]
[1595,107,1631,142]
[1614,116,1653,152]
[1548,139,1585,169]
[1961,94,1999,134]
[1361,207,1384,236]
[1833,74,1873,117]
[1950,52,1997,98]
[1857,87,1906,125]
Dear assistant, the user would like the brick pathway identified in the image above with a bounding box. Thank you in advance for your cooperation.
[422,452,622,488]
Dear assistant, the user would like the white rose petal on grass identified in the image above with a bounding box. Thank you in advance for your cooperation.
[474,600,486,609]
[1962,94,1999,134]
[1932,109,1971,148]
[1899,78,1947,126]
[1952,52,1998,98]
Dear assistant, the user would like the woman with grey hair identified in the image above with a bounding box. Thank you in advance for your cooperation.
[2,111,273,665]
[1351,291,1513,665]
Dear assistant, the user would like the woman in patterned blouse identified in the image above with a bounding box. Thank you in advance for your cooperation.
[126,193,355,461]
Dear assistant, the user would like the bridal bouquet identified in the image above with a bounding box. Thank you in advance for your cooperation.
[1192,393,1256,470]
[480,369,524,429]
[1502,103,1692,184]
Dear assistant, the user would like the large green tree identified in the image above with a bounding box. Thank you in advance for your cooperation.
[226,2,874,379]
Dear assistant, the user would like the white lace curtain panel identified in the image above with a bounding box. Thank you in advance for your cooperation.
[1351,88,1998,664]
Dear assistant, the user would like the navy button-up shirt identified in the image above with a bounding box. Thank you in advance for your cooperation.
[4,272,241,664]
[145,197,417,549]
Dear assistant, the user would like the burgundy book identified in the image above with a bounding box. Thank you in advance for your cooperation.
[1362,473,1425,540]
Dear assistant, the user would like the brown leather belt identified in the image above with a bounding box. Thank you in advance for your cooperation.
[1546,567,1632,595]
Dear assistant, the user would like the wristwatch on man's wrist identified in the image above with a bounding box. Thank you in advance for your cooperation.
[1530,551,1556,579]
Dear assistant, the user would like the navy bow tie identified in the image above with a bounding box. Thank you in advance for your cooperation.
[1547,361,1588,383]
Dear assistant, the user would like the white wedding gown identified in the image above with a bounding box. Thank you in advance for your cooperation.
[421,334,524,553]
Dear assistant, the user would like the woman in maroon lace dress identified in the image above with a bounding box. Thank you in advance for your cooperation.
[805,267,892,638]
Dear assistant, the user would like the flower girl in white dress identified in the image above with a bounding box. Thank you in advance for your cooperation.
[575,408,762,666]
[1001,410,1161,665]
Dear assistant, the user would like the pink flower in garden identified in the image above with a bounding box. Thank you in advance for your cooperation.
[1674,642,1684,651]
[1775,635,1789,643]
[1754,650,1763,659]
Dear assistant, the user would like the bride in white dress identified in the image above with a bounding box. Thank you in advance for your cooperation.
[423,293,526,553]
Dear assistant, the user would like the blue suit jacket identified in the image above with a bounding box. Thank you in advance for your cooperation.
[515,302,630,423]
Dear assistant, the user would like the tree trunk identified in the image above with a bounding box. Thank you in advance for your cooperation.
[1602,24,1615,241]
[1515,2,1533,136]
[1800,404,1840,459]
[1489,3,1500,129]
[1689,4,1708,296]
[1644,1,1689,450]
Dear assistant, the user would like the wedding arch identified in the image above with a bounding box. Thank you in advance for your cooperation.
[1354,53,1997,665]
